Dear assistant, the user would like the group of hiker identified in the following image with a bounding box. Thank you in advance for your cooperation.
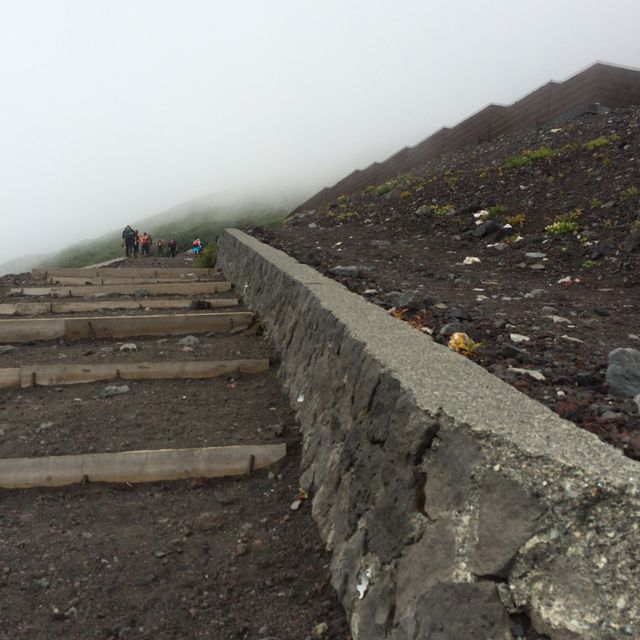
[121,226,177,258]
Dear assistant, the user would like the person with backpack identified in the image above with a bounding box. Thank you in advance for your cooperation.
[168,239,177,258]
[133,230,140,257]
[157,239,164,257]
[141,232,152,256]
[121,225,135,257]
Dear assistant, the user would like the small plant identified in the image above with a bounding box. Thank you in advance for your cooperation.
[364,185,376,194]
[486,204,507,219]
[376,183,394,196]
[502,155,531,170]
[195,241,217,268]
[337,194,348,207]
[524,145,557,160]
[443,170,459,188]
[505,213,527,226]
[545,208,582,235]
[448,332,482,357]
[590,197,604,209]
[584,134,620,151]
[582,259,597,268]
[546,221,579,235]
[400,191,412,199]
[621,186,639,202]
[432,203,455,216]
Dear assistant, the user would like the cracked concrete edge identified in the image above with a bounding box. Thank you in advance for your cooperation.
[218,228,640,640]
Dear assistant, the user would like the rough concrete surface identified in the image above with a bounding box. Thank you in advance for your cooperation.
[218,229,640,640]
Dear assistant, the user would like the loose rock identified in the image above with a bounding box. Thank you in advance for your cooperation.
[606,348,640,397]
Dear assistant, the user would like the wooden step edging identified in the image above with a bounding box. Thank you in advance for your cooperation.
[32,267,219,279]
[0,311,253,343]
[0,358,269,388]
[0,443,287,488]
[46,276,218,286]
[11,282,232,297]
[0,298,239,316]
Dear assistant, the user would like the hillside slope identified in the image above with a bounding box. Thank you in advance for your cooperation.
[256,105,640,459]
[38,193,292,269]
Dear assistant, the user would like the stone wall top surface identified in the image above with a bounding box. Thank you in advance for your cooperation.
[224,228,640,487]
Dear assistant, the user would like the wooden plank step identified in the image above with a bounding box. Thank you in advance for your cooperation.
[0,311,253,343]
[0,443,287,488]
[0,298,239,316]
[32,267,219,278]
[0,358,269,389]
[11,282,232,297]
[46,275,217,286]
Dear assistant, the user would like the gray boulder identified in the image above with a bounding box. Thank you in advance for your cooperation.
[606,348,640,397]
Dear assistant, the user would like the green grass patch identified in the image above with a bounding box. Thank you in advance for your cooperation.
[584,134,620,151]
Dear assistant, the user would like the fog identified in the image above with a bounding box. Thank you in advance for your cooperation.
[1,0,639,264]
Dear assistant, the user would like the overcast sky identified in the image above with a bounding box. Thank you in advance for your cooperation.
[1,0,640,263]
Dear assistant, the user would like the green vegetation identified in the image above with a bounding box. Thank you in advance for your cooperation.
[400,191,412,199]
[485,204,507,219]
[505,213,527,226]
[621,186,639,202]
[590,197,604,209]
[502,155,531,170]
[502,145,557,169]
[194,241,217,268]
[432,203,455,216]
[584,134,620,151]
[545,207,582,235]
[582,259,597,268]
[43,202,287,268]
[376,183,394,196]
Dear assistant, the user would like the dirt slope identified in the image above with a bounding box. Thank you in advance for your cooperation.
[255,105,640,460]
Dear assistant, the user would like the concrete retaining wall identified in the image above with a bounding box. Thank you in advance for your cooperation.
[218,229,640,640]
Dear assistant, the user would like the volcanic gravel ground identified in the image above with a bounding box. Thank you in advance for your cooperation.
[0,255,349,639]
[257,106,640,460]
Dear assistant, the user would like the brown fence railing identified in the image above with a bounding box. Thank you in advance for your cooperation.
[292,62,640,213]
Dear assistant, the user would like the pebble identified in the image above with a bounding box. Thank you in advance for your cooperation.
[119,343,137,352]
[289,499,302,511]
[313,622,329,637]
[544,315,571,324]
[439,322,465,337]
[510,333,531,343]
[0,345,18,355]
[178,335,200,347]
[509,367,546,381]
[100,385,130,398]
[524,288,546,299]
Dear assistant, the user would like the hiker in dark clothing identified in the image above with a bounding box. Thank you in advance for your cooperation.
[168,239,177,258]
[157,239,165,257]
[133,230,140,257]
[122,225,135,257]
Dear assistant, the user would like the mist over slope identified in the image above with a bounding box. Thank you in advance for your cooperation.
[33,191,295,270]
